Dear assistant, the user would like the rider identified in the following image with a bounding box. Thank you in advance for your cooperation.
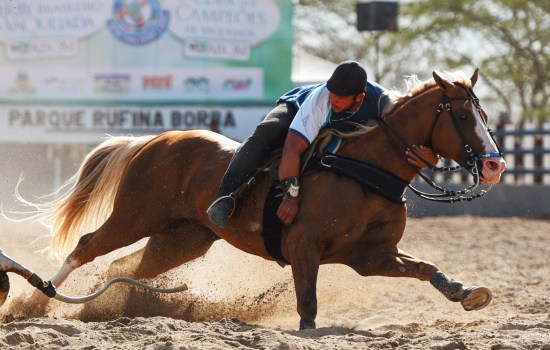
[207,60,436,229]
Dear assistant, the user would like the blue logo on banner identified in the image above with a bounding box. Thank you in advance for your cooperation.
[107,0,170,46]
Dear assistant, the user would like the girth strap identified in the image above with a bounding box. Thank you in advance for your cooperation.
[261,183,290,266]
[313,154,408,204]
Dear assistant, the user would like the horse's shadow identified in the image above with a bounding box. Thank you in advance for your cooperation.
[77,278,292,324]
[287,326,370,336]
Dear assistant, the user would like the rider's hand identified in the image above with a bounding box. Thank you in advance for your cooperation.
[277,197,299,225]
[406,145,439,168]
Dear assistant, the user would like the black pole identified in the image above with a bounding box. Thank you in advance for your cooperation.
[356,1,399,82]
[374,32,381,82]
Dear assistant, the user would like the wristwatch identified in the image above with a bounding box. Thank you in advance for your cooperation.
[280,177,300,199]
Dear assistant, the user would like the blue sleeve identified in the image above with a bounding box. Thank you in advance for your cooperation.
[366,81,388,118]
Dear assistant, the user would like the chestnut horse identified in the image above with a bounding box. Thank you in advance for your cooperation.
[23,69,505,329]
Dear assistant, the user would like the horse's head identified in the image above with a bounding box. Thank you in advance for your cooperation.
[430,69,506,184]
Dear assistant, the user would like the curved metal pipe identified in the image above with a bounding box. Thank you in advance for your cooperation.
[53,277,187,303]
[0,248,188,306]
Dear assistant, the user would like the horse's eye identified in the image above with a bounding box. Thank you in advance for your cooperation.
[459,114,468,120]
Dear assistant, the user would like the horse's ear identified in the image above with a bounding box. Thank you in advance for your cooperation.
[470,68,479,87]
[433,70,454,92]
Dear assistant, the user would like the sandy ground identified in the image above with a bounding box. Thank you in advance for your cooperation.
[0,216,548,349]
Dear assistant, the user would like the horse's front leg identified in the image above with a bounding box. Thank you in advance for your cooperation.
[429,270,492,311]
[347,245,492,311]
[287,231,321,330]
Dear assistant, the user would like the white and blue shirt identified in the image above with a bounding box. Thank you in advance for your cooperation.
[278,81,387,145]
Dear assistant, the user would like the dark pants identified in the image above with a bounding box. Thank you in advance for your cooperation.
[215,102,297,198]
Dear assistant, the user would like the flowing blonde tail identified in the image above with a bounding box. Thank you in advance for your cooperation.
[16,135,156,262]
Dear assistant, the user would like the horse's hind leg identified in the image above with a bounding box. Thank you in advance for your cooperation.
[26,215,162,312]
[78,220,219,318]
[348,245,492,311]
[107,220,220,280]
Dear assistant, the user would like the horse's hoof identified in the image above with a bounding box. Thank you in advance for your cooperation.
[460,286,492,311]
[0,271,9,307]
[299,319,316,330]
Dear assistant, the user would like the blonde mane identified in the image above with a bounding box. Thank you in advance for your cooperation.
[382,70,473,116]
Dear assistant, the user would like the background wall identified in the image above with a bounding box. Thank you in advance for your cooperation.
[406,183,550,218]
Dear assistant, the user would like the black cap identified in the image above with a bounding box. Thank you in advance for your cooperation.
[326,60,367,96]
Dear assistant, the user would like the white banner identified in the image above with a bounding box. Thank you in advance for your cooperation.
[165,0,281,45]
[0,105,273,143]
[0,67,263,101]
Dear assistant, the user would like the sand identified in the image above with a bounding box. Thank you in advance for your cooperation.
[0,216,549,349]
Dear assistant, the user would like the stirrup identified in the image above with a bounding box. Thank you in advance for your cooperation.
[206,195,236,229]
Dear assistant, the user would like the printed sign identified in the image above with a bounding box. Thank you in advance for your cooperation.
[0,0,293,105]
[165,0,281,45]
[0,105,272,143]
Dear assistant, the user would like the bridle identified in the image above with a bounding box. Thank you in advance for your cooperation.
[377,84,503,203]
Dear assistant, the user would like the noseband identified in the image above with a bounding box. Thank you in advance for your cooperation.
[426,87,502,168]
[378,85,503,203]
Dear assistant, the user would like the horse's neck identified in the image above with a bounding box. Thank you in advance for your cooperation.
[338,89,441,182]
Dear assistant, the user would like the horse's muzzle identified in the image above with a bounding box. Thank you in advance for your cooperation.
[480,157,507,184]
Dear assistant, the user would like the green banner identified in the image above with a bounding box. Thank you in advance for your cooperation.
[0,0,293,105]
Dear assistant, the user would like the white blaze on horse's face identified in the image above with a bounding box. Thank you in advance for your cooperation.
[469,102,507,184]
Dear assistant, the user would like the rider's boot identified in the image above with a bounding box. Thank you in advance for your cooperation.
[207,103,294,229]
[207,147,261,229]
[206,195,236,229]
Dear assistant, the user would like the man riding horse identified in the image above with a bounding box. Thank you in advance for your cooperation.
[207,60,438,229]
[9,60,505,330]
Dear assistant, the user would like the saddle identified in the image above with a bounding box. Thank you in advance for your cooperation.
[233,129,408,266]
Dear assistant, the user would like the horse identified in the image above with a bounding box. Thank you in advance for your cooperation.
[17,69,506,330]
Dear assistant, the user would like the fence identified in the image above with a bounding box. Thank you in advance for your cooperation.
[496,124,550,185]
[407,122,550,217]
[429,122,550,185]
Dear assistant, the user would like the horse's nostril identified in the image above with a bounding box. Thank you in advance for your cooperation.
[483,159,505,173]
[487,160,498,171]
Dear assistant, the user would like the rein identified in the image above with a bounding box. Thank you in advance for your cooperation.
[377,85,502,203]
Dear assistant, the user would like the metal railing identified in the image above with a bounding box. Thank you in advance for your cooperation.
[429,123,550,185]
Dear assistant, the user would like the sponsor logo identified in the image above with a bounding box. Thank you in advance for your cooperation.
[222,78,252,91]
[142,75,172,89]
[7,38,78,60]
[94,74,131,93]
[185,39,250,61]
[43,76,87,91]
[187,40,208,54]
[183,77,209,93]
[107,0,170,46]
[9,71,36,94]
